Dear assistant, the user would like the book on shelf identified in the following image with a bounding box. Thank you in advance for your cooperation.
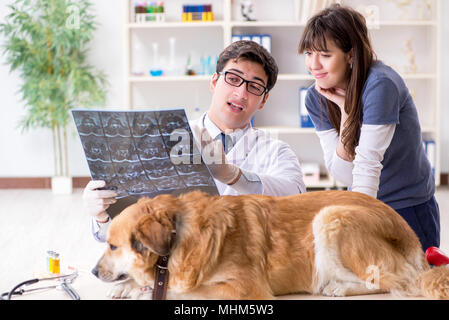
[232,34,271,53]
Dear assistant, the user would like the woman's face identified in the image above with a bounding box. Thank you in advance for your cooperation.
[304,39,352,90]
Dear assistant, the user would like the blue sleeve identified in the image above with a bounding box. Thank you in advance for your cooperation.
[305,86,334,131]
[362,76,400,125]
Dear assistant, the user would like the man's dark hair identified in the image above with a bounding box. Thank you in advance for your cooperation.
[216,40,278,92]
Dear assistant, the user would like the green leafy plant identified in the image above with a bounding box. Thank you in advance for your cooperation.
[0,0,107,177]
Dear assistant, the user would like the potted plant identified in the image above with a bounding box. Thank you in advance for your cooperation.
[0,0,107,194]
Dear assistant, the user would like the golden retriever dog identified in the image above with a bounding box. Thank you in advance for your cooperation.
[92,190,449,299]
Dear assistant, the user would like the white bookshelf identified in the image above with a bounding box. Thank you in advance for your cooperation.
[127,21,226,29]
[123,0,442,188]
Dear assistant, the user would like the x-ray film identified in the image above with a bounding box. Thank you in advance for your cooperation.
[72,109,219,217]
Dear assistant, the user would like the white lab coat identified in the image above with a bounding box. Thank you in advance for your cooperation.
[190,115,306,196]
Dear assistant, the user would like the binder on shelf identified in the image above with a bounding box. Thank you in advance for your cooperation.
[231,35,241,43]
[231,34,272,53]
[261,35,271,53]
[251,35,261,45]
[299,87,314,128]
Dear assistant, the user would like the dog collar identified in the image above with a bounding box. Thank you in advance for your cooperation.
[152,230,176,300]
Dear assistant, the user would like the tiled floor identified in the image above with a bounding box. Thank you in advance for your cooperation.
[0,187,448,299]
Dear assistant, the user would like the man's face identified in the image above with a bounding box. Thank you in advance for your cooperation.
[208,59,269,131]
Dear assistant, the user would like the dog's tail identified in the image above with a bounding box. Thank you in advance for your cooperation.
[418,266,449,299]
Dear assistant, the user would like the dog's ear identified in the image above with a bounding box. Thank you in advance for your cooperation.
[131,233,148,255]
[134,215,172,256]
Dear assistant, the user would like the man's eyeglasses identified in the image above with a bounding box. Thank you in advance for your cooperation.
[218,71,267,96]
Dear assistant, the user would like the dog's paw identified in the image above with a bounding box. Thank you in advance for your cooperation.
[321,280,348,297]
[107,279,151,299]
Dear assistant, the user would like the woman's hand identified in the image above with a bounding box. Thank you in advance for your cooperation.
[315,83,346,111]
[315,83,353,161]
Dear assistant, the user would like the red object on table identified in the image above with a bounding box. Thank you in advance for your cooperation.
[425,247,449,266]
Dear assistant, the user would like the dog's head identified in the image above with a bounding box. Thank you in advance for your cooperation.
[92,194,179,286]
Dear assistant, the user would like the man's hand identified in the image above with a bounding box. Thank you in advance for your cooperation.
[82,180,118,222]
[192,126,241,185]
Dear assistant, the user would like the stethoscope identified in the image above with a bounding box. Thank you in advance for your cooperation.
[1,270,79,300]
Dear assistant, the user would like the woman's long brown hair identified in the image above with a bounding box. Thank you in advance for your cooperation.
[298,4,376,158]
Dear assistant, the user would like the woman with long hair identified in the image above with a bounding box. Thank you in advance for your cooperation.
[298,4,440,251]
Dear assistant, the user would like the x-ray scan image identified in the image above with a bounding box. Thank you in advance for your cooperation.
[109,137,139,162]
[184,174,215,187]
[72,109,218,207]
[80,135,110,162]
[88,161,115,181]
[129,113,159,137]
[157,110,190,136]
[152,176,186,191]
[76,114,102,136]
[136,136,167,160]
[102,112,131,137]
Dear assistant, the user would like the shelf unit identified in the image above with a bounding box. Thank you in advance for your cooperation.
[123,0,441,188]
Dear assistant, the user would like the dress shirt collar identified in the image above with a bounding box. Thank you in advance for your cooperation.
[203,112,250,145]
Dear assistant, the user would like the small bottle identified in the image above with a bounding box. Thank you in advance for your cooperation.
[157,2,165,22]
[187,5,193,21]
[194,5,202,21]
[185,53,196,76]
[182,5,188,22]
[52,252,60,274]
[201,5,206,21]
[207,4,214,21]
[146,3,151,22]
[138,2,146,23]
[165,37,177,76]
[150,42,163,76]
[150,2,156,22]
[132,37,146,76]
[134,2,139,23]
[47,250,53,273]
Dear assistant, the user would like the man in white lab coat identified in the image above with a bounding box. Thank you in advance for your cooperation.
[84,40,305,242]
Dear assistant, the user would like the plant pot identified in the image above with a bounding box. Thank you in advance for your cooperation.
[51,176,73,195]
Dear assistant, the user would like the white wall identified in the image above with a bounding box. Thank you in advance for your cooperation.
[0,0,123,177]
[0,0,448,178]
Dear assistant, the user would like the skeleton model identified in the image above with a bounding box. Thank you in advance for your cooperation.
[357,5,380,29]
[403,39,417,74]
[418,0,432,20]
[387,0,412,20]
[240,0,256,21]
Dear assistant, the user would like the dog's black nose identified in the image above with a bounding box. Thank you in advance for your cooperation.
[91,266,99,278]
